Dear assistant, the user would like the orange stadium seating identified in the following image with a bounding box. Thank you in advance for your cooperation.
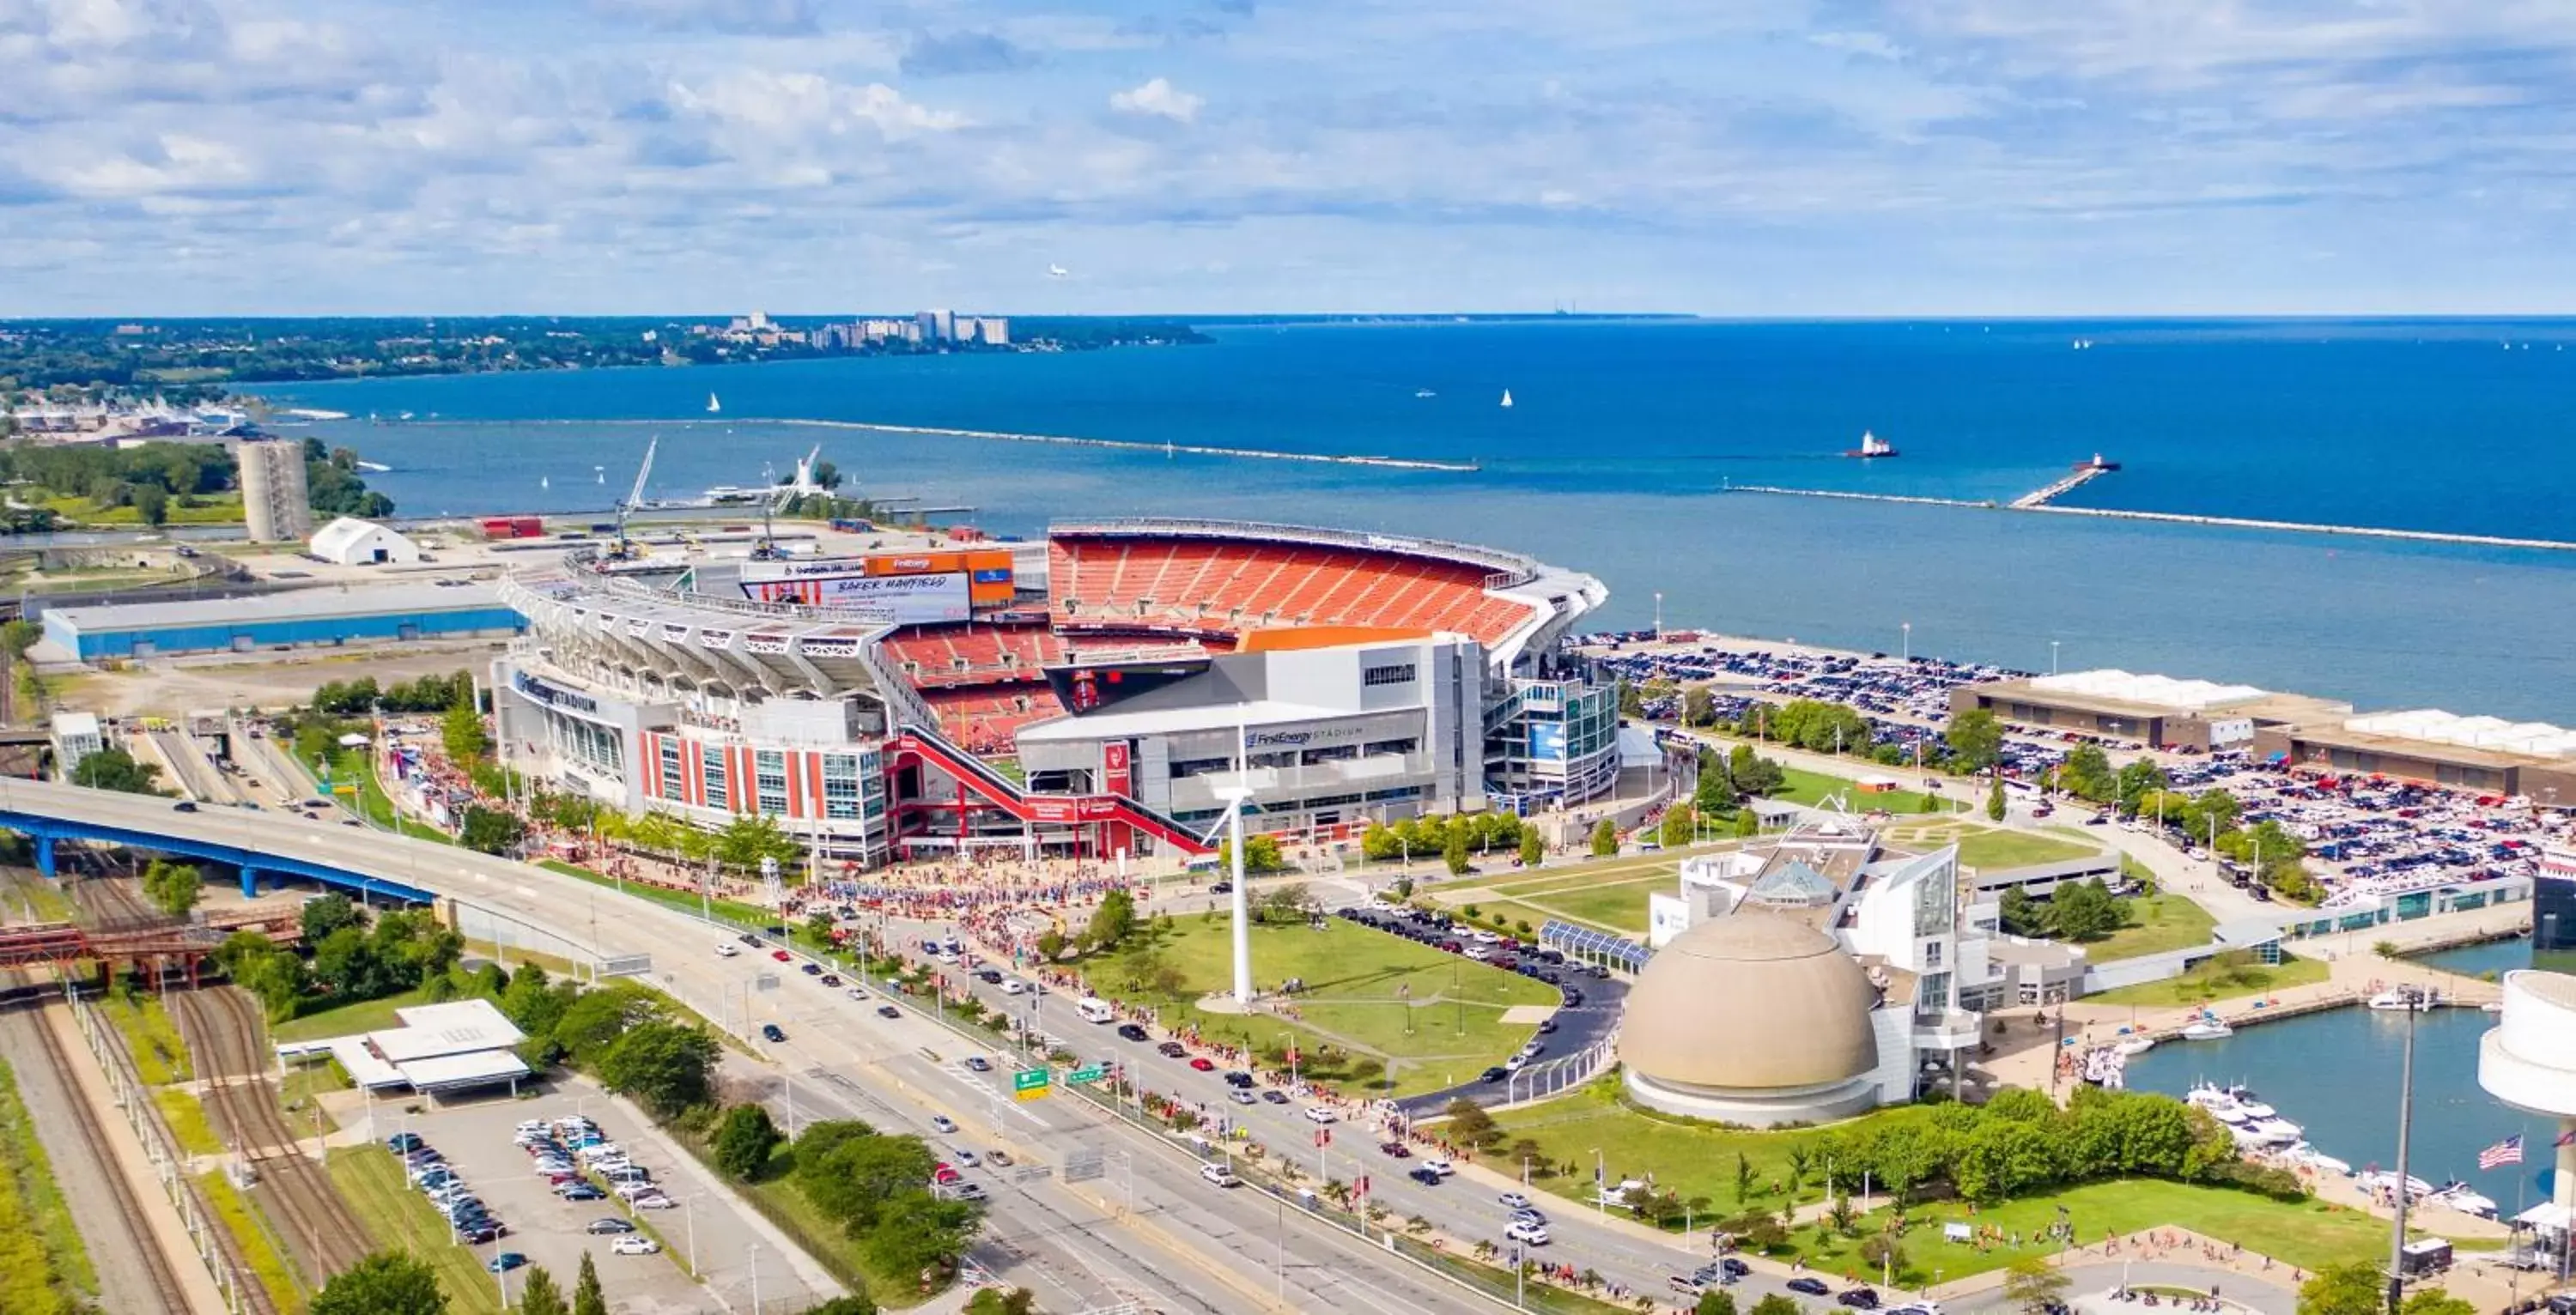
[1047,536,1534,645]
[879,624,1067,688]
[920,686,1066,754]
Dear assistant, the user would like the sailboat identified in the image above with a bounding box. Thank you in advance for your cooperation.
[539,475,550,489]
[1499,389,1514,409]
[706,391,722,415]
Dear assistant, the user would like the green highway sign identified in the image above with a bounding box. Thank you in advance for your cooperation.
[1066,1064,1106,1085]
[1012,1068,1051,1100]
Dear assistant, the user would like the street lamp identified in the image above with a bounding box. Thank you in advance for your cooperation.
[1591,1147,1605,1217]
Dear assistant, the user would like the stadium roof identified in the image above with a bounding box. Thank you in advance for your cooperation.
[2027,669,2267,711]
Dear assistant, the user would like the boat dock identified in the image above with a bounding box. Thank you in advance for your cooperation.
[1722,479,2576,553]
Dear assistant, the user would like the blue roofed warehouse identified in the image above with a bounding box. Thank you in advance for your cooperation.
[42,583,526,662]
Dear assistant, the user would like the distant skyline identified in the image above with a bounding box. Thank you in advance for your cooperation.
[9,1,2576,317]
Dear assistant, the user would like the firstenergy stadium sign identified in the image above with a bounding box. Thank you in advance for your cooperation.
[739,566,971,622]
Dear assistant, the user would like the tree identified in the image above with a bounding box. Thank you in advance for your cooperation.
[2397,1292,2477,1315]
[1035,929,1067,960]
[2114,759,2169,815]
[1658,803,1698,848]
[2295,1262,2383,1315]
[1698,1290,1739,1315]
[1443,822,1470,876]
[1085,888,1139,949]
[1517,827,1543,867]
[858,1191,982,1281]
[551,981,664,1065]
[2058,744,2114,802]
[0,618,39,659]
[596,1021,721,1118]
[1590,818,1619,856]
[714,1102,785,1180]
[805,1299,882,1315]
[301,892,363,943]
[459,805,526,855]
[572,1252,606,1315]
[1261,882,1315,924]
[2047,878,2128,942]
[1682,686,1715,727]
[311,1251,447,1315]
[1986,778,2007,822]
[142,858,203,918]
[1442,1097,1501,1148]
[1217,833,1285,874]
[2002,1256,2071,1315]
[963,1289,1034,1315]
[70,747,163,794]
[1726,743,1785,796]
[1944,708,2003,773]
[131,482,170,525]
[441,702,492,766]
[717,814,803,872]
[517,1267,568,1315]
[1751,1295,1803,1315]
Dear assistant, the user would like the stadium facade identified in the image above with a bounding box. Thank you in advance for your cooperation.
[491,518,1614,865]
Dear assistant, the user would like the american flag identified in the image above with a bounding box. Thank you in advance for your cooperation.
[2479,1135,2524,1170]
[2559,1129,2576,1148]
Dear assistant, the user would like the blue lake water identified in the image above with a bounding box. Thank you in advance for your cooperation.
[2126,938,2555,1208]
[246,318,2576,719]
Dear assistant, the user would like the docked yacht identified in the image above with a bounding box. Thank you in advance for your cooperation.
[2434,1182,2499,1219]
[2180,1017,2234,1041]
[2368,989,2439,1011]
[2113,1036,2156,1057]
[2287,1143,2353,1175]
[2359,1172,2435,1201]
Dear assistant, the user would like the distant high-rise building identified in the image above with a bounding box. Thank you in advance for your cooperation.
[977,317,1010,346]
[236,438,312,542]
[919,309,956,342]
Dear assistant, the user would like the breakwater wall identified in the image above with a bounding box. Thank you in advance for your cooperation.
[1721,483,2576,553]
[780,418,1482,472]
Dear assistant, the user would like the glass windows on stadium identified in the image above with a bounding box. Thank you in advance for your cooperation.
[756,750,789,815]
[550,716,623,778]
[659,740,686,803]
[702,744,729,810]
[1301,744,1358,765]
[1364,737,1419,758]
[1363,663,1417,687]
[1169,755,1233,779]
[823,754,864,821]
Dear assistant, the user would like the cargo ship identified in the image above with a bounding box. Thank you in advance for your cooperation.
[1844,430,1898,459]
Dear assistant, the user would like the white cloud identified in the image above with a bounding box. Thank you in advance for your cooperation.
[1109,76,1202,123]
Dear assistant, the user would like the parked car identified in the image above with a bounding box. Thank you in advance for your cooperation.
[488,1253,528,1274]
[585,1218,636,1235]
[1788,1278,1831,1296]
[611,1236,662,1256]
[762,1024,787,1042]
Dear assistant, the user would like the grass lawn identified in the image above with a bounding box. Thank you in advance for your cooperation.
[672,1140,934,1309]
[319,751,455,846]
[2082,953,2331,1008]
[0,870,75,923]
[277,1057,352,1119]
[0,1059,100,1311]
[99,993,192,1084]
[1771,765,1957,815]
[1086,918,1557,1097]
[1513,878,1664,936]
[1492,1089,2396,1288]
[537,859,771,927]
[271,985,439,1045]
[2087,895,2221,963]
[154,1088,227,1157]
[325,1147,500,1315]
[197,1170,307,1313]
[1952,827,2104,871]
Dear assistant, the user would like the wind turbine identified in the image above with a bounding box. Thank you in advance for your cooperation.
[1199,721,1257,1004]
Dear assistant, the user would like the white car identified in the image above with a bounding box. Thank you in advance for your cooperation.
[715,942,740,957]
[951,1148,981,1168]
[1001,979,1026,996]
[1303,1106,1338,1124]
[1498,1191,1531,1210]
[844,986,869,1001]
[930,1115,957,1134]
[1200,1163,1241,1188]
[633,1194,677,1210]
[1504,1221,1551,1245]
[611,1235,662,1256]
[1421,1156,1455,1177]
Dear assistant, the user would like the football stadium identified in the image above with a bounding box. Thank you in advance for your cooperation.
[491,518,1614,865]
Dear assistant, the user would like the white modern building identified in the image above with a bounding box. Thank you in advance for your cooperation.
[50,711,101,776]
[310,517,422,567]
[2479,970,2576,1267]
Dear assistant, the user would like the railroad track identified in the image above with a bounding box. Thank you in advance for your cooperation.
[171,984,377,1281]
[3,970,197,1313]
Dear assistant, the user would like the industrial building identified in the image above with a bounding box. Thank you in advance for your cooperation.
[43,584,524,662]
[309,517,422,567]
[235,438,313,542]
[279,998,531,1100]
[2251,711,2576,801]
[1949,669,2351,751]
[49,712,101,775]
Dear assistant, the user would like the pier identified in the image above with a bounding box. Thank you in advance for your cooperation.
[1722,479,2576,554]
[2012,464,2111,508]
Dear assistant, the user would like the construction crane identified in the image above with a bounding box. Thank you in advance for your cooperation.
[607,435,658,561]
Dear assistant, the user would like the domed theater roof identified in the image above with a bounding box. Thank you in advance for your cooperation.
[1619,913,1880,1092]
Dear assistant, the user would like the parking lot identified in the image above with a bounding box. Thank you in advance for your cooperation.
[382,1079,829,1313]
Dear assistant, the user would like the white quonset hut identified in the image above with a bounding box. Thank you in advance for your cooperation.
[310,516,422,567]
[2479,970,2576,1264]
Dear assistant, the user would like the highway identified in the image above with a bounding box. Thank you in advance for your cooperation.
[0,779,1530,1312]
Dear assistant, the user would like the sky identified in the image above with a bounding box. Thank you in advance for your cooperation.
[5,0,2576,316]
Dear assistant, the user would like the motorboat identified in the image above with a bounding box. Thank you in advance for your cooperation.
[2224,1085,2281,1119]
[2114,1036,2156,1057]
[2287,1143,2352,1175]
[2359,1171,2435,1201]
[2180,1018,2234,1041]
[2369,989,2439,1011]
[2435,1182,2499,1219]
[2186,1082,2243,1116]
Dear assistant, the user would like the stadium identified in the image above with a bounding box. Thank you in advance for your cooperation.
[491,518,1614,865]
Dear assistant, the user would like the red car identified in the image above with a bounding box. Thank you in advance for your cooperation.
[1378,1141,1412,1159]
[771,949,793,962]
[1189,1057,1217,1072]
